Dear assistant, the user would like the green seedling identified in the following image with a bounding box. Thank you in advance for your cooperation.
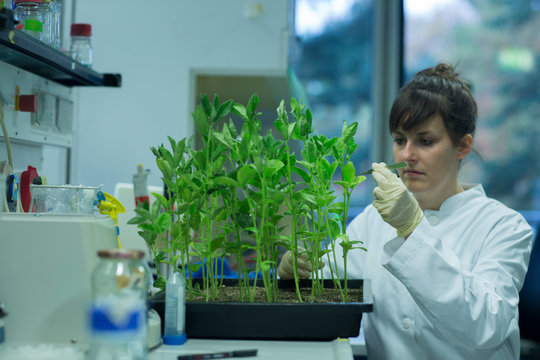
[129,94,374,303]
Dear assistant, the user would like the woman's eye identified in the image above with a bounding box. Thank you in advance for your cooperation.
[393,138,404,145]
[421,139,433,146]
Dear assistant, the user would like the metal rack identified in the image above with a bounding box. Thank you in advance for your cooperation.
[0,8,121,87]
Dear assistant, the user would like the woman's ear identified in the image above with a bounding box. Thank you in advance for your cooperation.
[457,134,473,160]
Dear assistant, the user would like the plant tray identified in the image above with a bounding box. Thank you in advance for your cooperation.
[150,278,372,341]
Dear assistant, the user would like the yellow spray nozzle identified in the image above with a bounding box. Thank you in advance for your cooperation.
[96,191,125,248]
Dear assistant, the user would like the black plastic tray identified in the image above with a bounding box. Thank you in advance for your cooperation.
[150,278,372,341]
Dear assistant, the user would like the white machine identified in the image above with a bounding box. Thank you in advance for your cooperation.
[0,212,117,346]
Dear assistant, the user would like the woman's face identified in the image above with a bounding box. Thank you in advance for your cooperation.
[392,114,472,210]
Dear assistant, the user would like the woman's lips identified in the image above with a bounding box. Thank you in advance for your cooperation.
[403,169,424,177]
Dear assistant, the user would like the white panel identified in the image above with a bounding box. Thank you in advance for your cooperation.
[0,61,75,148]
[71,0,289,195]
[0,213,117,345]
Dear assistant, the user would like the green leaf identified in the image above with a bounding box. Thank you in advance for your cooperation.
[213,176,239,187]
[274,118,287,139]
[291,166,311,183]
[263,159,284,179]
[127,216,146,225]
[246,94,259,120]
[156,212,172,233]
[193,105,209,136]
[216,99,233,120]
[152,192,169,209]
[189,263,202,273]
[342,161,355,183]
[239,133,251,163]
[228,119,237,139]
[153,276,166,290]
[151,198,162,217]
[231,103,247,120]
[201,94,212,117]
[133,207,152,220]
[213,132,233,149]
[342,120,358,140]
[138,223,158,233]
[238,165,257,186]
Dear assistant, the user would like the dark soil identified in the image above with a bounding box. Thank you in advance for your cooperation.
[187,283,363,303]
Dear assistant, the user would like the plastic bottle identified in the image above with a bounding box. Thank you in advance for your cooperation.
[163,271,187,345]
[70,23,92,67]
[88,249,150,360]
[14,0,44,41]
[133,164,150,207]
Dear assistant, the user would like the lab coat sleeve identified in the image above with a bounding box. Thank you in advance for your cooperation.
[381,214,533,349]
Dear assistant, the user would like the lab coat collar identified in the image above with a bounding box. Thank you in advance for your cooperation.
[424,184,485,217]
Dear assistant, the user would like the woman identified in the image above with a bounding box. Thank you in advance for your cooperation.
[278,63,533,359]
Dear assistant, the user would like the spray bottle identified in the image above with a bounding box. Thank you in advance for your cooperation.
[133,164,150,207]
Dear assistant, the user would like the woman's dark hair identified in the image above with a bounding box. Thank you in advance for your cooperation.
[389,63,477,146]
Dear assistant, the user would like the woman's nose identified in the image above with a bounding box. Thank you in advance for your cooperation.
[402,142,417,161]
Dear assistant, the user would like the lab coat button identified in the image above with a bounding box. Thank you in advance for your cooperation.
[428,215,438,225]
[402,317,411,329]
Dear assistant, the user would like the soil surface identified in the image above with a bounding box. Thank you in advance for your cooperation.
[187,283,363,303]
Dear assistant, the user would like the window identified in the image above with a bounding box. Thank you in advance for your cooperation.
[404,0,540,223]
[291,0,376,208]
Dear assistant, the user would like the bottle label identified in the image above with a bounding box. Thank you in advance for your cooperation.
[135,195,150,207]
[24,19,43,32]
[90,296,146,337]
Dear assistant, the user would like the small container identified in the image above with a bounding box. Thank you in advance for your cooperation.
[88,249,150,360]
[133,164,150,207]
[29,184,100,214]
[70,23,92,67]
[50,0,62,48]
[163,271,187,345]
[14,0,44,41]
[40,0,52,45]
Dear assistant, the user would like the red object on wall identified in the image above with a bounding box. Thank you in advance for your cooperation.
[17,94,38,113]
[20,165,39,212]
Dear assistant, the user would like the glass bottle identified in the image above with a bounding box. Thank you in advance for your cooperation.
[51,0,61,49]
[88,249,150,360]
[70,23,93,67]
[40,0,52,45]
[14,0,44,41]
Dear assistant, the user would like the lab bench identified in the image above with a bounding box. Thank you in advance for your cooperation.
[150,339,355,360]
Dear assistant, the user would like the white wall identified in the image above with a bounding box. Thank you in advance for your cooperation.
[72,0,289,193]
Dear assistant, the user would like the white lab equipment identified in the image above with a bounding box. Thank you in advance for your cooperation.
[0,212,117,346]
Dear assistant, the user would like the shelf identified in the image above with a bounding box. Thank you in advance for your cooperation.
[0,8,121,87]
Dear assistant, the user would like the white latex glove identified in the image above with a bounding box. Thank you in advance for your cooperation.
[277,247,324,280]
[372,162,423,237]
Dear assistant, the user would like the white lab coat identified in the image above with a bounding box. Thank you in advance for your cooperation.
[325,185,533,359]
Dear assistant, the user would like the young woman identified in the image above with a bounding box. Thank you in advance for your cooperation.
[278,63,533,359]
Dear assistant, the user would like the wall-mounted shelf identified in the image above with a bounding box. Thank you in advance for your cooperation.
[0,8,121,87]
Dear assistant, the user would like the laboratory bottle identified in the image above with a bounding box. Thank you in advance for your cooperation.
[50,0,61,48]
[40,0,52,45]
[14,0,44,41]
[88,249,150,360]
[70,23,93,67]
[133,164,150,207]
[163,271,187,345]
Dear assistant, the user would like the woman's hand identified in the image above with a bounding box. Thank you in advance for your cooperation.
[277,247,324,279]
[372,162,423,237]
